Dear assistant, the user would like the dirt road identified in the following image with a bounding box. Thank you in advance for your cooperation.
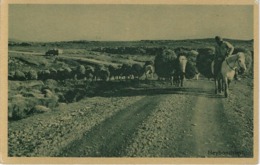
[8,78,253,157]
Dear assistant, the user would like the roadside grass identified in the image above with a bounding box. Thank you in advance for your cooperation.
[8,77,177,121]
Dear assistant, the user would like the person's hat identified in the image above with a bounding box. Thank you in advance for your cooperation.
[215,36,223,41]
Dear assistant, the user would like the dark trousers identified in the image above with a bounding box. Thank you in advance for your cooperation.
[214,58,224,76]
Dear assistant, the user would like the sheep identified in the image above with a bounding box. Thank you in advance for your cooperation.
[120,63,133,80]
[196,47,215,79]
[174,47,199,79]
[74,65,86,80]
[154,48,177,80]
[56,67,73,80]
[108,64,122,80]
[131,63,144,80]
[85,65,95,81]
[93,65,110,81]
[144,64,155,79]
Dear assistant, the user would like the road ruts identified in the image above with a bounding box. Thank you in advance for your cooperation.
[57,95,164,157]
[57,79,253,157]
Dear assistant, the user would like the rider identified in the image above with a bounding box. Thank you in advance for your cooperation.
[214,36,240,80]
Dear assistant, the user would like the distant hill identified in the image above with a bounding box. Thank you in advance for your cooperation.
[8,38,253,44]
[9,38,23,42]
[8,38,253,52]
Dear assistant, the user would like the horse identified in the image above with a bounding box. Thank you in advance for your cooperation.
[212,52,247,97]
[171,55,187,87]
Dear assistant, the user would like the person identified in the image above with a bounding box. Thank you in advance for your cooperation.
[214,36,240,80]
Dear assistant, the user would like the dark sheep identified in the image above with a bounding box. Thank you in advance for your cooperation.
[131,63,144,80]
[154,48,177,80]
[196,47,215,78]
[94,65,110,81]
[120,63,133,80]
[108,65,122,80]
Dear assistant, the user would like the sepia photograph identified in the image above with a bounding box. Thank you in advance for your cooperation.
[0,0,258,164]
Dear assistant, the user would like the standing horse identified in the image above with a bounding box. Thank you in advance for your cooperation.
[212,52,247,97]
[171,55,187,87]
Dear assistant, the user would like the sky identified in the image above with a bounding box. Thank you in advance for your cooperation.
[9,4,254,42]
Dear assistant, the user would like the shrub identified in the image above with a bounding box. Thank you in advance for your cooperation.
[8,71,15,80]
[26,70,38,80]
[38,70,51,80]
[14,70,26,81]
[8,86,58,120]
[49,68,58,79]
[8,95,37,120]
[32,105,50,113]
[44,79,58,89]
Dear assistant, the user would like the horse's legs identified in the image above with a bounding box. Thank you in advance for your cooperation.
[228,79,231,87]
[178,76,181,87]
[180,73,184,87]
[224,77,229,98]
[217,78,222,93]
[221,80,224,92]
[214,78,218,94]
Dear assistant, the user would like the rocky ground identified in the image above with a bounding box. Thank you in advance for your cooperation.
[8,77,254,157]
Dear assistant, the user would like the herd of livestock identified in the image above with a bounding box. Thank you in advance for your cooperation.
[8,61,156,82]
[8,46,252,87]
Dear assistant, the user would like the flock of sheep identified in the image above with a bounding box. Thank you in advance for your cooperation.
[8,47,211,84]
[8,62,155,82]
[10,46,252,84]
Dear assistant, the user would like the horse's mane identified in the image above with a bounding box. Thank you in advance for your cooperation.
[227,52,245,61]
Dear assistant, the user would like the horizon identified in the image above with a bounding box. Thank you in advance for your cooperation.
[8,37,254,43]
[9,4,253,42]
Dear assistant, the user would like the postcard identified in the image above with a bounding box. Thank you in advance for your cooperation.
[0,0,258,164]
